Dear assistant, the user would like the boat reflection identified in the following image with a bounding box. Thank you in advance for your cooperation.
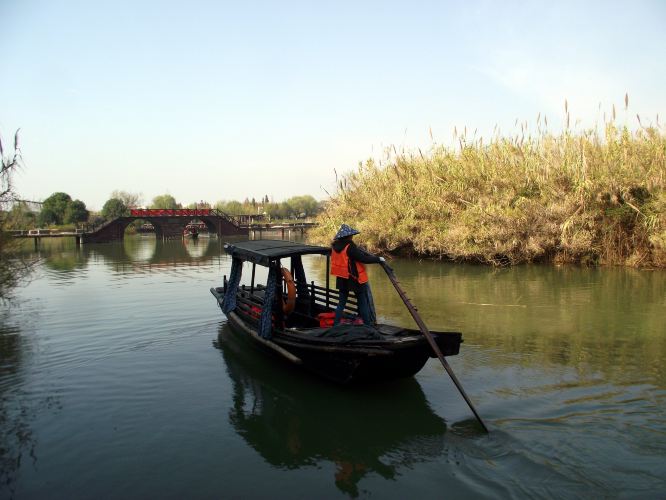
[214,324,448,497]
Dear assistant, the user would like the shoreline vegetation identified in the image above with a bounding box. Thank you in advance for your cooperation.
[1,130,35,300]
[312,111,665,268]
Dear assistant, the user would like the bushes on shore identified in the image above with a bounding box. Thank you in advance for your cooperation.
[312,120,666,267]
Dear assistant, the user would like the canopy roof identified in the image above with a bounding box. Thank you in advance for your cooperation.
[224,240,330,266]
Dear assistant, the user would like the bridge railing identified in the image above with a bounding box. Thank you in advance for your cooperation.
[130,208,214,217]
[128,208,241,228]
[209,209,242,227]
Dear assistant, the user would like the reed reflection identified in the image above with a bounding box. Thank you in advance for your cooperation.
[214,325,447,497]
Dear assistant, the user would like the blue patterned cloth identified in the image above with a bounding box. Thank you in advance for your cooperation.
[334,224,360,240]
[222,257,243,314]
[259,265,279,339]
[292,255,310,299]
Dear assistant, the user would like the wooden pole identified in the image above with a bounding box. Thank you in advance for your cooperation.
[325,255,330,308]
[380,262,489,433]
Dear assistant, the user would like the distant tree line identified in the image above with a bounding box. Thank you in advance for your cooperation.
[101,192,322,220]
[215,195,321,219]
[13,191,321,230]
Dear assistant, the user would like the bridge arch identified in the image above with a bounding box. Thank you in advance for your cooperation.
[83,209,246,243]
[124,218,159,238]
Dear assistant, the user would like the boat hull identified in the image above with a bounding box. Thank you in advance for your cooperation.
[226,310,445,384]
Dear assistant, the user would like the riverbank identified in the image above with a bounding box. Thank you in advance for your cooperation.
[312,121,666,267]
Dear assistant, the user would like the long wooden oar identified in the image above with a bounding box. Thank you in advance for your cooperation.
[380,262,489,433]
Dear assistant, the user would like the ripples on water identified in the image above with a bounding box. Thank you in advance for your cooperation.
[1,235,665,498]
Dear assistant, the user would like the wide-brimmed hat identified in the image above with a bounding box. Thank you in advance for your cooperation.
[334,224,360,240]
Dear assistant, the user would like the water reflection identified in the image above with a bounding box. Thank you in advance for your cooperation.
[42,247,88,273]
[18,236,666,389]
[305,257,666,388]
[0,315,38,497]
[18,236,228,273]
[214,324,447,497]
[122,235,157,262]
[97,236,221,267]
[183,238,208,258]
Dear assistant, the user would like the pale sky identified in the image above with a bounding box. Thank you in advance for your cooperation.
[1,0,665,210]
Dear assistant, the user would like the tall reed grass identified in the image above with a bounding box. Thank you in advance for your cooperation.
[312,109,666,267]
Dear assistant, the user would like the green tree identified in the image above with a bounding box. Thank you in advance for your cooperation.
[280,201,294,218]
[150,194,179,209]
[286,195,319,217]
[5,201,36,229]
[186,201,212,209]
[64,199,89,224]
[39,192,72,225]
[264,201,292,219]
[264,202,282,219]
[102,198,128,219]
[37,207,58,226]
[88,214,105,228]
[110,190,142,209]
[215,200,243,214]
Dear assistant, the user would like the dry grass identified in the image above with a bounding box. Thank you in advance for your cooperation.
[312,113,666,267]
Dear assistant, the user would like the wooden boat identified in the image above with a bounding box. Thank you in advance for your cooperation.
[184,224,199,239]
[210,240,462,384]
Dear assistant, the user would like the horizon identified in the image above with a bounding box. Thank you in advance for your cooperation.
[1,0,665,210]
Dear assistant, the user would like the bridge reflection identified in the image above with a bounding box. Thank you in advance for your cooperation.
[20,234,314,273]
[17,235,247,275]
[90,236,223,270]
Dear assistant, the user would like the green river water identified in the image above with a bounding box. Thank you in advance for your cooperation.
[1,235,664,499]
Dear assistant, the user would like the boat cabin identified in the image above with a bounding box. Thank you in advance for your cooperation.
[217,240,368,333]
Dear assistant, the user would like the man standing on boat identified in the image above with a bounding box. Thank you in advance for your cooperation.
[331,224,386,326]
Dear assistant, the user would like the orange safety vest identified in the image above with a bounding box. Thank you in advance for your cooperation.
[331,244,368,284]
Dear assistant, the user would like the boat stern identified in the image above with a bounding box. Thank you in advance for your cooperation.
[431,331,463,357]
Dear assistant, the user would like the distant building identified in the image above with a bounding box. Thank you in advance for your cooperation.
[236,213,266,225]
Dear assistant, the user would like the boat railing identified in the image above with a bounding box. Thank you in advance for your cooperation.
[235,290,267,324]
[235,281,360,324]
[308,283,358,310]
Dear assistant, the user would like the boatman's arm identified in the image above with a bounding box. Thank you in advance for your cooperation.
[348,243,383,264]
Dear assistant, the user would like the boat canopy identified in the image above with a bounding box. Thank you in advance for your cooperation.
[222,240,328,339]
[224,240,330,266]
